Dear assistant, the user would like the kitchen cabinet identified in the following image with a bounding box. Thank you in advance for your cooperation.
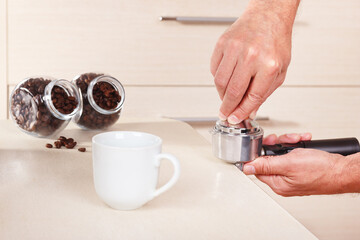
[0,0,7,119]
[1,1,360,238]
[5,0,360,86]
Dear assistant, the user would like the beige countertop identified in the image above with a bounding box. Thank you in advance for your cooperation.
[0,118,317,240]
[192,118,360,240]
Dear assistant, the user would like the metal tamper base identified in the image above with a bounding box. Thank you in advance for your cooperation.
[211,119,263,170]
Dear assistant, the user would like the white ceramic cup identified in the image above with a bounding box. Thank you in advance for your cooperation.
[92,131,180,210]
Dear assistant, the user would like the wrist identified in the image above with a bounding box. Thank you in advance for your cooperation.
[336,153,360,193]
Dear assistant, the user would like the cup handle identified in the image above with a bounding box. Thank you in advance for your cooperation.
[153,153,181,198]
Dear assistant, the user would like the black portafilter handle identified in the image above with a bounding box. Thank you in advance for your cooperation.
[262,138,360,156]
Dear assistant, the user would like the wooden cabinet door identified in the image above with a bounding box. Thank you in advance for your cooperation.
[8,0,360,87]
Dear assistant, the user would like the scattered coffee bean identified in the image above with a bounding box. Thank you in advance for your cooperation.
[46,143,53,148]
[10,78,79,137]
[54,141,62,149]
[74,73,122,130]
[78,148,86,152]
[65,141,77,149]
[51,136,82,150]
[59,136,66,141]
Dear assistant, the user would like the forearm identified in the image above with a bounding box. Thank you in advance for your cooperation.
[246,0,301,31]
[338,153,360,193]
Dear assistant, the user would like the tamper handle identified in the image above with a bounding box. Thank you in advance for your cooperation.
[262,138,360,156]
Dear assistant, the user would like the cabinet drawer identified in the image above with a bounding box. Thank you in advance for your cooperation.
[7,0,248,86]
[123,86,360,139]
[8,0,360,86]
[7,84,360,140]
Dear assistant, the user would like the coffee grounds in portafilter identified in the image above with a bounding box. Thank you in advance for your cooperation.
[75,73,121,130]
[11,78,78,137]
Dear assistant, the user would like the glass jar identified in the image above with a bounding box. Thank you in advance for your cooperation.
[73,73,125,130]
[9,77,81,138]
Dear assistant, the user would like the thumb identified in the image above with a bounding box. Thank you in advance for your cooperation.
[243,156,287,175]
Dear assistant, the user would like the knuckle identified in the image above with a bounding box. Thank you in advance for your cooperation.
[258,162,272,175]
[247,92,263,105]
[265,58,281,76]
[216,35,226,48]
[214,76,227,89]
[245,46,259,62]
[228,39,241,49]
[210,65,217,77]
[226,85,241,100]
[234,105,247,117]
[217,35,228,48]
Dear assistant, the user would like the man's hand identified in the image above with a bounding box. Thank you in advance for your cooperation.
[211,0,300,124]
[243,133,353,196]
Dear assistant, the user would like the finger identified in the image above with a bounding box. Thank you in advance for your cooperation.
[262,134,278,145]
[243,155,288,175]
[277,132,312,144]
[278,133,301,144]
[249,106,259,120]
[219,63,253,121]
[262,71,286,101]
[227,68,279,124]
[300,132,312,141]
[214,54,238,101]
[210,42,224,77]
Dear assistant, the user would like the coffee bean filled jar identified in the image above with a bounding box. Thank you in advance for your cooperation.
[73,73,125,130]
[9,77,81,138]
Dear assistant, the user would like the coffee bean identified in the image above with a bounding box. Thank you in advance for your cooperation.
[51,86,78,115]
[54,141,62,149]
[65,141,77,149]
[46,143,53,148]
[78,148,86,152]
[58,136,66,142]
[74,73,122,130]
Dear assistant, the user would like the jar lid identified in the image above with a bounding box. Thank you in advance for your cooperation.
[214,119,261,135]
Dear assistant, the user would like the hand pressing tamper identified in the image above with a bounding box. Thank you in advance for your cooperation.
[211,119,360,170]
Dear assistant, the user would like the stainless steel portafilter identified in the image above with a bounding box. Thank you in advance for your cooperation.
[211,119,360,170]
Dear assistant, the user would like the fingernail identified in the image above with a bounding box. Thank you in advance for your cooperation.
[219,112,227,121]
[286,133,298,139]
[243,165,256,175]
[249,111,257,120]
[228,115,240,124]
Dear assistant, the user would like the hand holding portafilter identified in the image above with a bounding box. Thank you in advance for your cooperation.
[211,120,360,170]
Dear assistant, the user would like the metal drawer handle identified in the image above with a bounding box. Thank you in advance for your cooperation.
[159,16,306,26]
[159,16,237,24]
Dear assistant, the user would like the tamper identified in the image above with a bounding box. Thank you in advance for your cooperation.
[211,119,360,170]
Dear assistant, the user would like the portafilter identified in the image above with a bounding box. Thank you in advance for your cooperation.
[211,119,360,170]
